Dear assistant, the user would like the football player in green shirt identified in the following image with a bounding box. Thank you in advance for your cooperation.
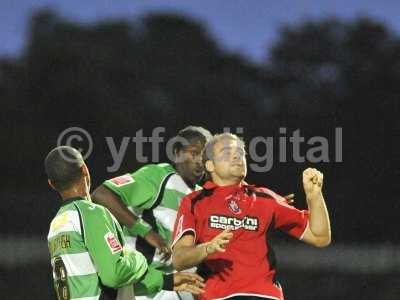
[46,146,205,300]
[92,126,212,300]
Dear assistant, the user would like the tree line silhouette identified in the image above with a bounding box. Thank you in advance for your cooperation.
[1,10,399,243]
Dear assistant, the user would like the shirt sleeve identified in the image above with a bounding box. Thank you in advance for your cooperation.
[272,197,309,240]
[102,164,172,210]
[133,266,165,296]
[171,195,197,249]
[78,202,154,288]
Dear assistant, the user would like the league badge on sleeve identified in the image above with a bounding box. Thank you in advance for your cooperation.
[109,174,134,187]
[104,232,122,254]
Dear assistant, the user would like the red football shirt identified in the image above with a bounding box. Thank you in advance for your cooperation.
[172,181,309,300]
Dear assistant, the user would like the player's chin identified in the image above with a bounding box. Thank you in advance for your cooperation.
[232,169,246,179]
[192,170,204,181]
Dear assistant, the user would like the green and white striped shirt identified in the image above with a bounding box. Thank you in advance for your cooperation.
[48,197,167,300]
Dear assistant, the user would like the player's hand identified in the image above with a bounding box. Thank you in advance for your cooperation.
[205,228,233,255]
[284,193,295,205]
[173,272,205,295]
[303,168,323,198]
[144,230,171,262]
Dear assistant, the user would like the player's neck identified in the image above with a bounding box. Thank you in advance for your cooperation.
[60,185,87,201]
[212,176,242,187]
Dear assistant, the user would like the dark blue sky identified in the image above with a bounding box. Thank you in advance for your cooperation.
[1,0,400,61]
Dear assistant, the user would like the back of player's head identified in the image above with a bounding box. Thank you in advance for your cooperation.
[44,146,85,192]
[172,126,212,154]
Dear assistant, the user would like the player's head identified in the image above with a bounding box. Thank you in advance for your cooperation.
[172,126,212,186]
[44,146,90,194]
[203,133,247,185]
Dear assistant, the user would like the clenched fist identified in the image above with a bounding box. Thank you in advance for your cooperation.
[303,168,323,197]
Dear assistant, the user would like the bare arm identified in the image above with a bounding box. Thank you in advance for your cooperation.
[91,185,171,260]
[301,168,331,248]
[172,229,233,271]
[92,185,139,228]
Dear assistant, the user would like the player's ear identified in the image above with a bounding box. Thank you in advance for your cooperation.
[205,160,214,173]
[48,179,56,191]
[174,148,186,164]
[82,164,89,176]
[81,163,91,187]
[173,148,179,161]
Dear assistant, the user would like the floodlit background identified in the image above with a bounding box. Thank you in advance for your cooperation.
[1,1,400,299]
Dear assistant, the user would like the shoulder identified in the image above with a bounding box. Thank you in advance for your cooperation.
[178,189,206,209]
[251,186,282,201]
[103,173,135,189]
[74,199,110,217]
[103,164,174,187]
[251,186,272,196]
[130,163,175,185]
[251,186,293,208]
[48,204,82,239]
[137,163,174,177]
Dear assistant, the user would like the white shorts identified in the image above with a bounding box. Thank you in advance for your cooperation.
[136,290,194,300]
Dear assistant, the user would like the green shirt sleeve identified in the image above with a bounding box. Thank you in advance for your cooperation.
[133,266,166,296]
[75,201,164,289]
[102,164,175,210]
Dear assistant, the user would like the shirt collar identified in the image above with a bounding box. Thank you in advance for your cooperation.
[61,196,86,206]
[203,180,251,190]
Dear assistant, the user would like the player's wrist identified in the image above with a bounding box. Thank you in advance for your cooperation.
[127,218,152,237]
[203,242,213,256]
[306,191,323,202]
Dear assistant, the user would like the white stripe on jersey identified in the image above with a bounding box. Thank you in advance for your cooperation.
[48,210,81,239]
[165,174,193,196]
[58,252,97,276]
[153,206,178,232]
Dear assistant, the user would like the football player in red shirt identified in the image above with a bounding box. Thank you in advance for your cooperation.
[171,133,331,300]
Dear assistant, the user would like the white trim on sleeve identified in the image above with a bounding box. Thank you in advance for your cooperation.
[215,293,280,300]
[171,228,196,249]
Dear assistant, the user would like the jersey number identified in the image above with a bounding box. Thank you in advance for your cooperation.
[53,256,70,300]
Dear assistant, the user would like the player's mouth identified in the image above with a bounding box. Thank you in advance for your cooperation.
[193,167,204,175]
[232,163,244,168]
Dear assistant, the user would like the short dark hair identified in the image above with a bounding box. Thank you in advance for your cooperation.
[44,146,84,192]
[172,126,212,153]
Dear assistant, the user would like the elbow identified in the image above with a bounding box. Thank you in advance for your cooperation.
[314,238,331,248]
[313,234,331,248]
[100,273,120,288]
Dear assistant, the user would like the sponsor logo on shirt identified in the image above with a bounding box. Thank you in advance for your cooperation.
[51,212,69,231]
[209,215,259,231]
[104,232,122,254]
[109,174,134,187]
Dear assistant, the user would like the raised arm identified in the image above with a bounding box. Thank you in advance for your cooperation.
[92,185,141,230]
[91,185,171,260]
[301,168,331,248]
